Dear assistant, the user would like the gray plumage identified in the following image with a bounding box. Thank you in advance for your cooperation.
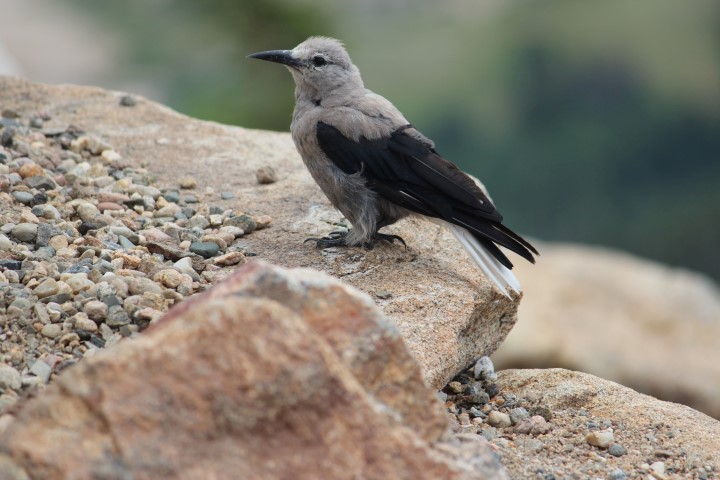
[249,37,537,296]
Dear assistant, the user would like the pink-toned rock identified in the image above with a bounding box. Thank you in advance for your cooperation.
[97,202,124,212]
[0,262,505,480]
[254,214,273,229]
[142,228,172,243]
[212,251,246,267]
[97,192,130,204]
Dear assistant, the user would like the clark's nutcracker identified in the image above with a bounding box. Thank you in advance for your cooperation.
[249,37,537,296]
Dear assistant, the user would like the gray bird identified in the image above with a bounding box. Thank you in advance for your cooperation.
[249,37,537,296]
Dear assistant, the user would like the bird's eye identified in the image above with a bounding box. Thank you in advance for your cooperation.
[312,55,327,67]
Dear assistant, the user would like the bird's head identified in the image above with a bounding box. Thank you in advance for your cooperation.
[248,37,364,103]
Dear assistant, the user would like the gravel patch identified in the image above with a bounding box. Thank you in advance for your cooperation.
[0,110,272,415]
[443,358,717,479]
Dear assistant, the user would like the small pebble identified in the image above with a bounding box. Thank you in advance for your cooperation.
[41,324,63,339]
[179,176,197,189]
[255,165,277,184]
[11,223,38,242]
[586,430,614,449]
[84,301,109,322]
[29,360,52,383]
[480,427,497,441]
[190,242,219,258]
[608,443,626,457]
[509,407,530,425]
[212,251,246,267]
[487,411,512,428]
[473,356,495,380]
[119,94,137,106]
[607,468,627,480]
[220,191,235,200]
[0,365,21,390]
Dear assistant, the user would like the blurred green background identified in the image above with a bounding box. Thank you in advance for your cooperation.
[4,0,719,280]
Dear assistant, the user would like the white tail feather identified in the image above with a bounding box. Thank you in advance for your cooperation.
[428,218,521,297]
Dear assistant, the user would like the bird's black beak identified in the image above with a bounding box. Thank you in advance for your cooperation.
[247,50,301,68]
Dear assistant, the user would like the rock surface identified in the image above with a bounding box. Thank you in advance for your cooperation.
[0,76,520,388]
[0,261,506,480]
[494,368,720,479]
[495,243,720,419]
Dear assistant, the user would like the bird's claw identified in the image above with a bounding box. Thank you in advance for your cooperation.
[304,230,349,248]
[372,232,407,248]
[304,230,406,250]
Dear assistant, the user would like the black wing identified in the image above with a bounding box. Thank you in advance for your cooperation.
[316,121,537,268]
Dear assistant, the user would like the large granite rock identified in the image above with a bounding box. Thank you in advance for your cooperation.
[0,76,520,388]
[0,262,506,480]
[494,243,720,419]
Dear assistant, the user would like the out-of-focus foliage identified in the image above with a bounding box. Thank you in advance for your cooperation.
[70,0,334,130]
[70,0,720,280]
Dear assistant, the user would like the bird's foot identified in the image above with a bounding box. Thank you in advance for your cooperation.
[304,230,349,248]
[372,232,407,248]
[304,230,406,250]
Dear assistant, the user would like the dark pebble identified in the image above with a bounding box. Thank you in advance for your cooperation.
[78,222,99,235]
[190,242,220,258]
[107,305,130,327]
[224,214,256,233]
[608,443,626,457]
[220,191,235,200]
[181,207,195,218]
[101,295,123,308]
[119,95,137,107]
[463,392,490,405]
[1,130,13,148]
[25,176,57,190]
[93,259,115,275]
[462,383,479,395]
[502,393,518,408]
[124,198,145,208]
[485,384,500,398]
[529,406,553,421]
[65,258,94,274]
[33,191,48,205]
[35,223,53,248]
[0,259,22,270]
[209,205,224,215]
[89,335,106,348]
[468,407,484,418]
[183,195,198,204]
[30,117,43,129]
[76,330,92,341]
[41,292,72,304]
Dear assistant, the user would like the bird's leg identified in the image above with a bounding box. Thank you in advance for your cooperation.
[304,229,350,248]
[369,219,407,248]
